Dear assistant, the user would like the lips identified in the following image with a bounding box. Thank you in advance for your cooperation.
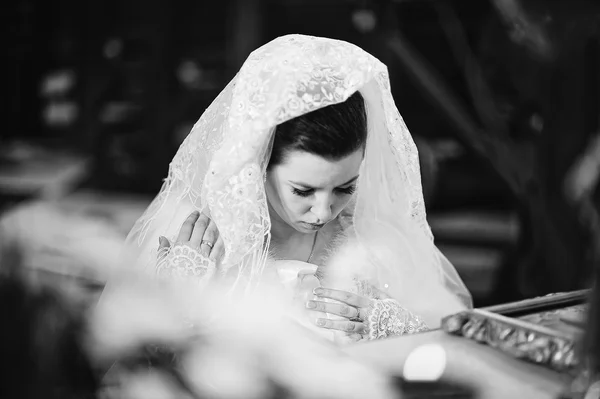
[303,222,325,230]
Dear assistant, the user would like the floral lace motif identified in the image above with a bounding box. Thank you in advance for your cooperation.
[366,299,428,340]
[127,34,437,291]
[156,242,216,284]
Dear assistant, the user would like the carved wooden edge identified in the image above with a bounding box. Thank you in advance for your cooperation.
[481,289,590,317]
[441,309,582,374]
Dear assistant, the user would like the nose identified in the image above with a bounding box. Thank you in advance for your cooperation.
[311,194,333,223]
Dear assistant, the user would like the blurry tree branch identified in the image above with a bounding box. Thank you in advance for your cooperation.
[384,29,534,197]
[490,0,555,60]
[564,132,600,259]
[565,134,600,206]
[434,3,511,137]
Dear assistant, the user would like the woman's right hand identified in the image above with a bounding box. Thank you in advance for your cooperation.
[158,210,225,263]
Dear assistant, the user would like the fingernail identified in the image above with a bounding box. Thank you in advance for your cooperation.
[313,288,323,295]
[403,344,447,382]
[306,301,316,309]
[192,210,200,216]
[159,236,168,245]
[316,318,326,326]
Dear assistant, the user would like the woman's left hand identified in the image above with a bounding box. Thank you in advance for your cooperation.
[307,287,386,341]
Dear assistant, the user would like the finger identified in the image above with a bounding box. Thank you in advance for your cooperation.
[315,318,366,334]
[313,287,371,308]
[157,236,171,262]
[209,236,225,263]
[348,333,364,343]
[357,306,373,322]
[177,211,200,242]
[189,213,210,246]
[158,236,171,250]
[198,221,219,257]
[306,300,359,319]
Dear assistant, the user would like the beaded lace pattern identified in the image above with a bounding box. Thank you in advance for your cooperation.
[366,299,429,339]
[156,243,216,283]
[352,278,429,338]
[124,34,472,321]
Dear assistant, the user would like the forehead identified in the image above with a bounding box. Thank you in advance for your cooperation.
[275,150,362,187]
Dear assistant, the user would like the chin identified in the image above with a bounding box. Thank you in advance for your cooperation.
[294,224,317,234]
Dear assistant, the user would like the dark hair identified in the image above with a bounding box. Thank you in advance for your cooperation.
[268,90,367,168]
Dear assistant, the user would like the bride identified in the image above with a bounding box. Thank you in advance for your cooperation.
[119,34,472,342]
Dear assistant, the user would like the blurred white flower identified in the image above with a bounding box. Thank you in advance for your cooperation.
[119,370,190,399]
[89,278,193,361]
[91,275,396,399]
[183,345,273,399]
[0,201,123,282]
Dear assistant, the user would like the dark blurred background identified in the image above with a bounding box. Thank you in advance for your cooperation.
[2,0,600,307]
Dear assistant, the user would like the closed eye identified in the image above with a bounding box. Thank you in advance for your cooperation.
[335,185,356,195]
[292,185,356,197]
[292,188,314,197]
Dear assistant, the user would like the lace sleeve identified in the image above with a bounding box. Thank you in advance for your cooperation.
[156,242,216,284]
[350,280,428,338]
[366,298,429,340]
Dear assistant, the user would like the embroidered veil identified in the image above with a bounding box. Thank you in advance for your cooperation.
[120,34,472,326]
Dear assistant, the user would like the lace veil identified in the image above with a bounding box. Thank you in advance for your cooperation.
[121,35,472,323]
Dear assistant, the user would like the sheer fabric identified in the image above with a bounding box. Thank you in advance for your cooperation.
[119,34,472,327]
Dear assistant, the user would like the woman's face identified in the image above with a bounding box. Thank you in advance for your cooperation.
[265,149,363,234]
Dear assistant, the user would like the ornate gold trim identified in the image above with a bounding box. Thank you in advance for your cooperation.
[442,309,581,373]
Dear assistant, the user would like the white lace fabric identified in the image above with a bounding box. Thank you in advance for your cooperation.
[349,275,428,339]
[120,34,472,327]
[365,299,428,340]
[156,242,216,283]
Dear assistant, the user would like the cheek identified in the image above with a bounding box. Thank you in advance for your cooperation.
[332,194,354,214]
[280,191,312,215]
[267,178,311,217]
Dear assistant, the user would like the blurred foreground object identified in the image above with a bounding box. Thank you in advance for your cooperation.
[93,274,398,399]
[0,201,123,304]
[346,328,571,399]
[0,202,398,399]
[0,143,90,211]
[0,247,98,399]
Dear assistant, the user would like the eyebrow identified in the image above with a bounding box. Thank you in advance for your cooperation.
[289,175,359,189]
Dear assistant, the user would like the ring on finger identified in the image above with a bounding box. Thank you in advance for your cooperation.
[201,240,214,249]
[348,307,363,322]
[350,306,369,322]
